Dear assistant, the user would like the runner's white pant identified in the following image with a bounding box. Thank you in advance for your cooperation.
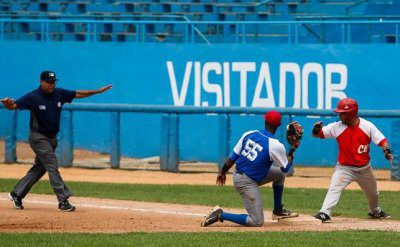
[320,164,381,216]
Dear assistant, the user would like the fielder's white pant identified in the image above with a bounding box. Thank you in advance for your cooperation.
[320,164,381,216]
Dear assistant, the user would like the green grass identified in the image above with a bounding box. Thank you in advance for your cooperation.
[0,231,399,246]
[1,178,399,220]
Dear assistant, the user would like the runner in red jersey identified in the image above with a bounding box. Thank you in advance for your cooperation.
[312,98,394,223]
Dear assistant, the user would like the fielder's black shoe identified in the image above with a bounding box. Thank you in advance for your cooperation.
[272,207,299,220]
[314,212,331,223]
[368,210,391,219]
[8,192,24,210]
[201,206,223,227]
[58,200,76,212]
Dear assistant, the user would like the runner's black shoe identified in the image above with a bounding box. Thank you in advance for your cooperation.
[314,212,332,223]
[368,210,391,219]
[8,192,24,210]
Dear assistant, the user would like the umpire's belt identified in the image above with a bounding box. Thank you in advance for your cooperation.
[31,130,56,139]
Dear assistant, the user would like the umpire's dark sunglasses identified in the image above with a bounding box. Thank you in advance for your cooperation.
[44,80,57,85]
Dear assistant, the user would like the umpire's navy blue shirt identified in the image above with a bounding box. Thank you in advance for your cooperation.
[15,87,76,137]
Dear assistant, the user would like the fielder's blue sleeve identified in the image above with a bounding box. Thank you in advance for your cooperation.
[229,152,240,162]
[280,162,292,173]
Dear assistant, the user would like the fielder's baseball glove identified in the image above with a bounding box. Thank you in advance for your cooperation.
[286,121,303,148]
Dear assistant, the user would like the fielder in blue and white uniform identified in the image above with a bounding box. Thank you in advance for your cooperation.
[202,111,299,227]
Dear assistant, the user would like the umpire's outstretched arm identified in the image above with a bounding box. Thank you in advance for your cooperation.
[75,84,113,99]
[0,97,17,110]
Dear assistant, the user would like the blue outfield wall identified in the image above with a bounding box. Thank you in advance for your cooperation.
[0,41,399,168]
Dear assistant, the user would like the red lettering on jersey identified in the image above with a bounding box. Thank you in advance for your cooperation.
[357,144,369,154]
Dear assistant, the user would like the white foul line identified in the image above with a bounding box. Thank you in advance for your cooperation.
[0,198,205,217]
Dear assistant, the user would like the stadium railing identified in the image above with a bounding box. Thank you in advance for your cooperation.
[1,18,400,44]
[1,103,399,180]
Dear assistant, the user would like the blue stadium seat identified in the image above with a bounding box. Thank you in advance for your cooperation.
[201,13,218,21]
[365,0,397,15]
[102,23,112,33]
[2,0,400,43]
[38,3,48,12]
[10,3,22,12]
[87,3,115,13]
[63,23,75,33]
[149,3,163,12]
[244,34,289,44]
[122,3,134,12]
[385,33,399,44]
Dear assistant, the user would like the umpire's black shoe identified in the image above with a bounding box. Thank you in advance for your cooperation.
[272,207,299,220]
[8,192,24,210]
[58,200,76,212]
[201,206,223,227]
[368,210,391,219]
[314,212,332,223]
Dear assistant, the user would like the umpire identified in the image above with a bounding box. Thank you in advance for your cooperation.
[1,71,112,211]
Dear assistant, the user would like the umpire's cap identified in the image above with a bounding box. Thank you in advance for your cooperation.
[40,71,59,82]
[263,111,282,127]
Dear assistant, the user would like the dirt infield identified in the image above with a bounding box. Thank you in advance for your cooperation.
[0,164,399,233]
[0,164,399,191]
[1,193,399,233]
[1,138,399,233]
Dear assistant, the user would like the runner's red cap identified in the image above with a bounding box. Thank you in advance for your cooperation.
[263,111,282,127]
[333,98,358,116]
